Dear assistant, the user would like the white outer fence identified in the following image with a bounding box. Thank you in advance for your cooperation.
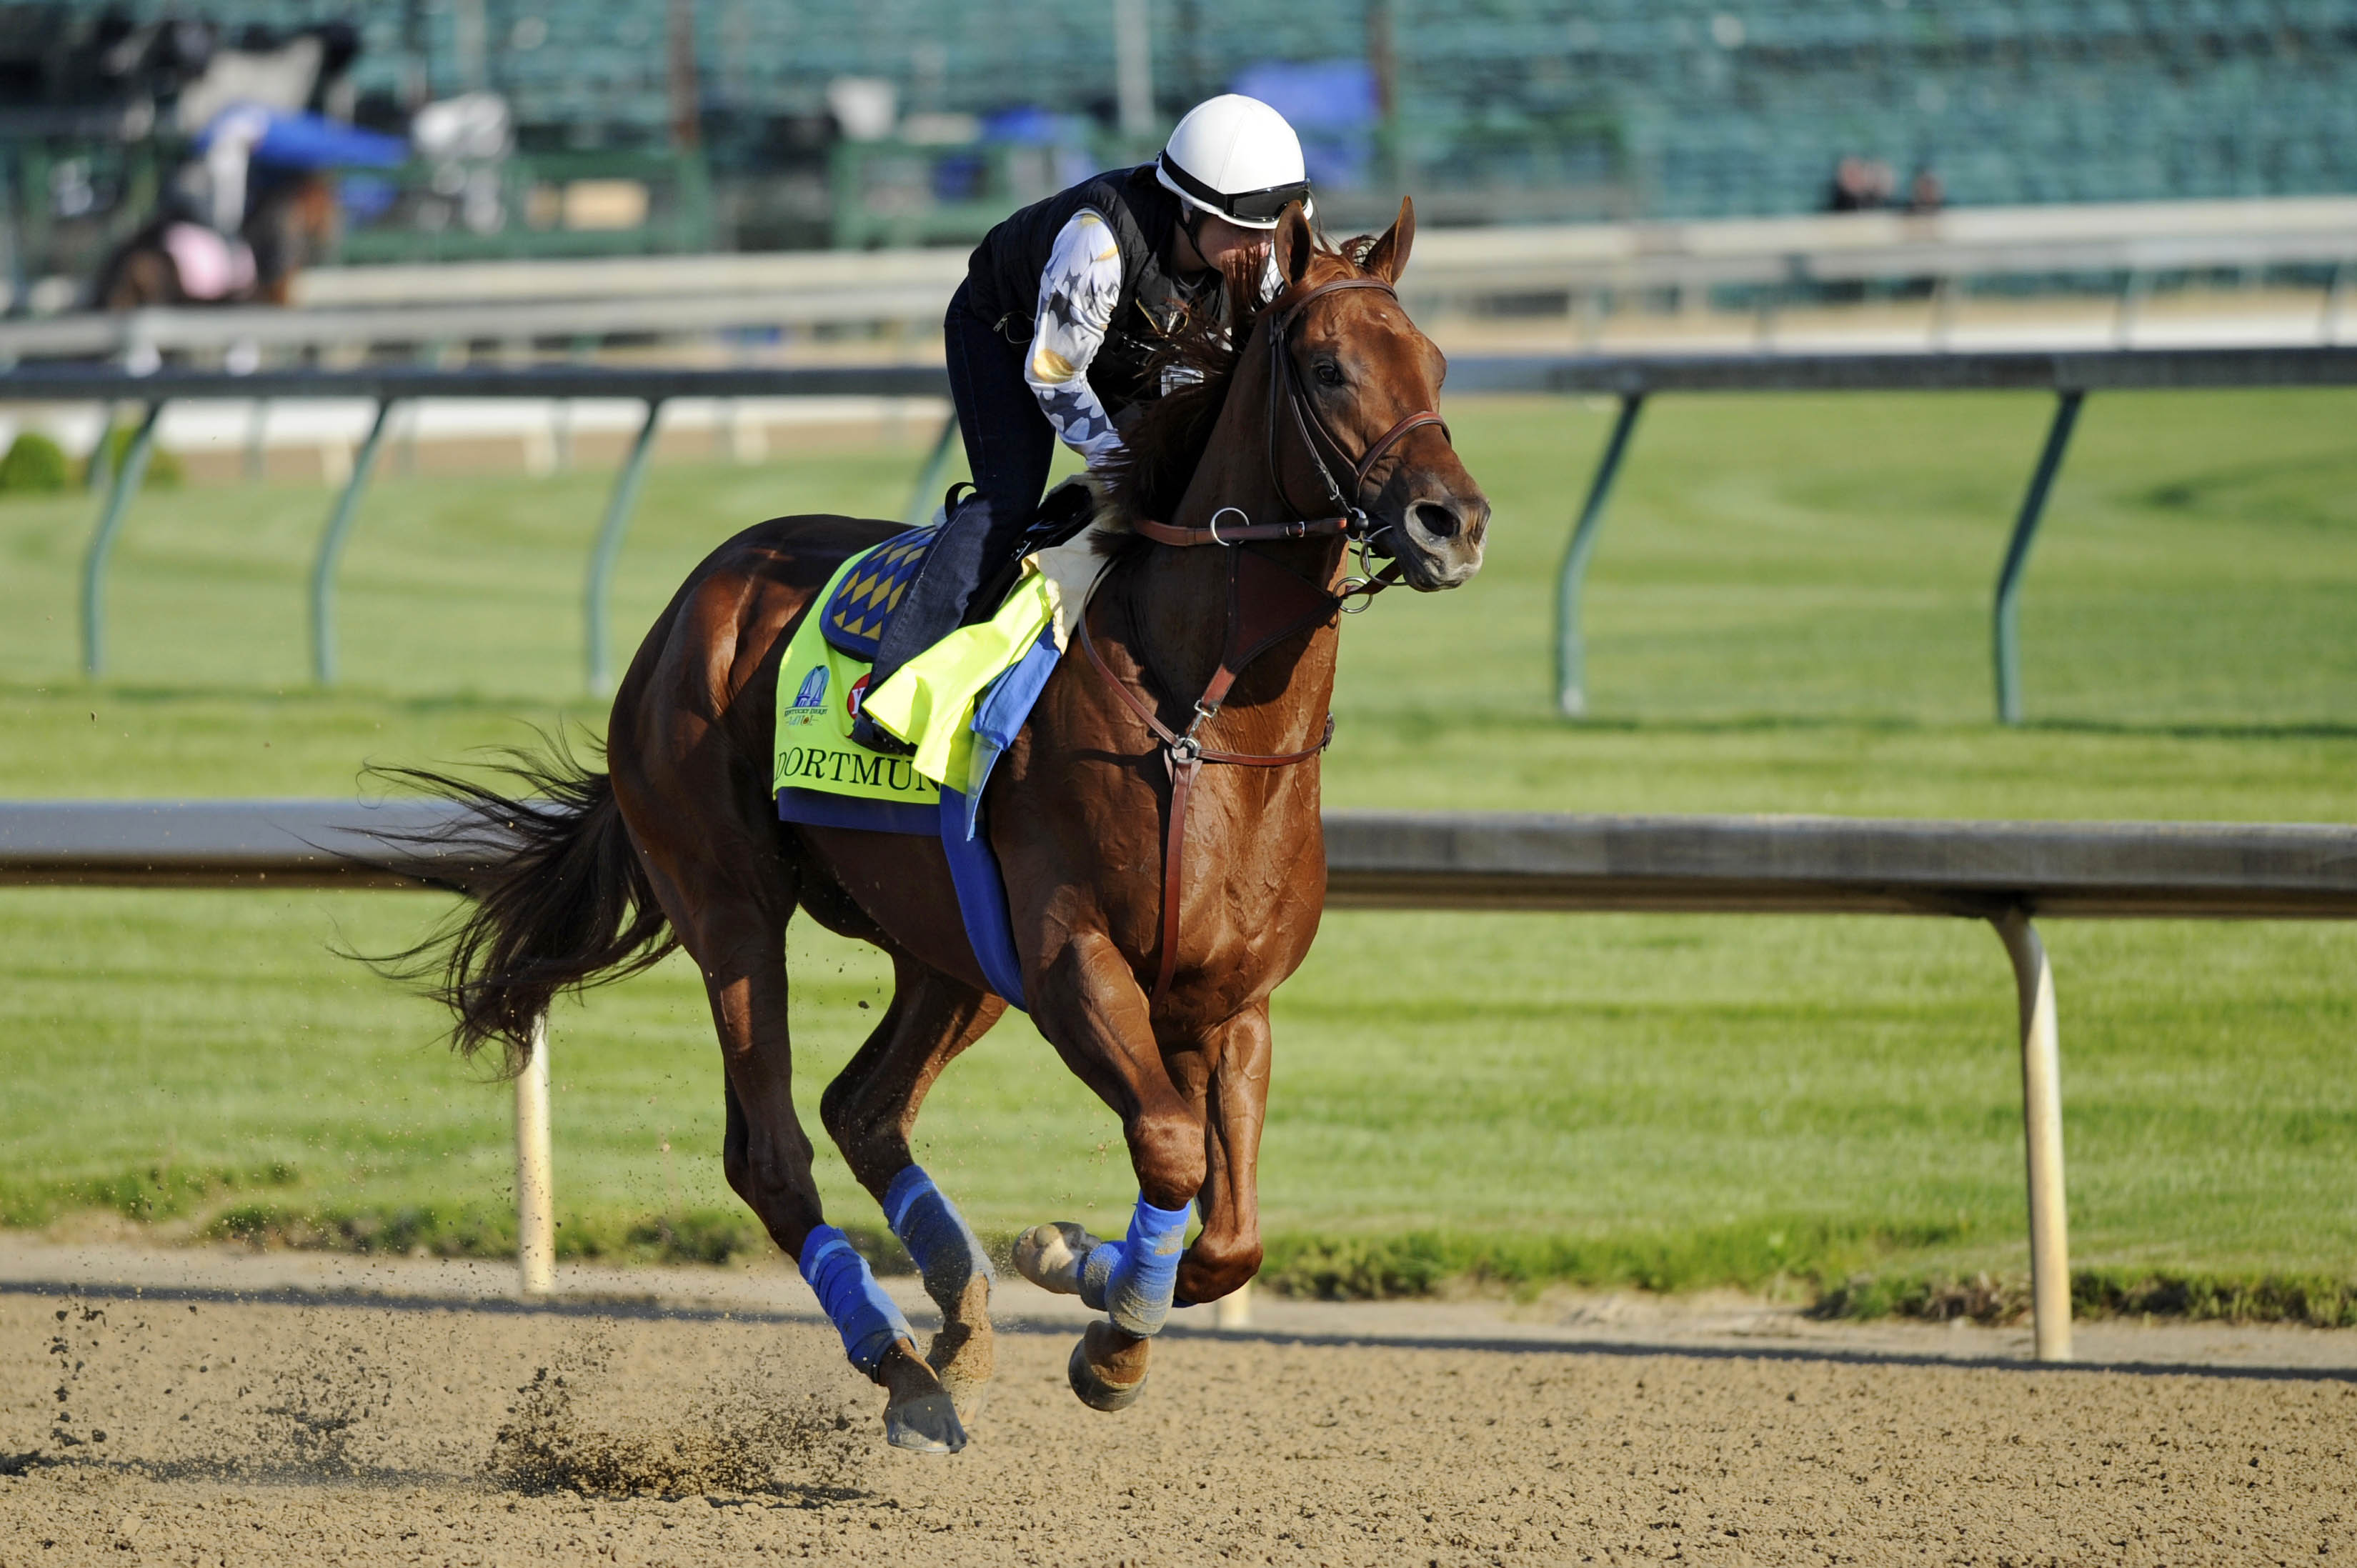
[6,799,2356,1359]
[4,193,2353,366]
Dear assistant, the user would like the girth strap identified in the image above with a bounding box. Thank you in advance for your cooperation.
[1075,548,1340,1007]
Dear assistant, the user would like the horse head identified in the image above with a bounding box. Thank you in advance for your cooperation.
[1266,197,1490,591]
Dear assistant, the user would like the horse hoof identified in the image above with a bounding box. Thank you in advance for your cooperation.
[883,1390,967,1454]
[1015,1220,1102,1296]
[1067,1321,1150,1412]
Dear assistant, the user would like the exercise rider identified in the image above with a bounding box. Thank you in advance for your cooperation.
[852,94,1315,752]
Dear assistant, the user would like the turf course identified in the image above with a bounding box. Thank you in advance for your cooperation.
[2,388,2353,1316]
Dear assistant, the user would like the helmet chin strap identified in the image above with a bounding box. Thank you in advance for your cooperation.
[1177,199,1213,269]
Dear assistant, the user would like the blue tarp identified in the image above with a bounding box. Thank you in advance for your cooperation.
[1230,61,1380,189]
[195,108,409,170]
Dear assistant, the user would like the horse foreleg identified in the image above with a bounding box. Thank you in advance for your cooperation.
[819,953,1005,1409]
[1173,1004,1272,1307]
[1019,928,1207,1411]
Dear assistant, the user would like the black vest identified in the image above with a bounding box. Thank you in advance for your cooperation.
[964,164,1212,420]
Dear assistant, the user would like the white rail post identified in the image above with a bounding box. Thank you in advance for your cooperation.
[1215,1280,1252,1330]
[1995,910,2071,1362]
[515,1012,555,1296]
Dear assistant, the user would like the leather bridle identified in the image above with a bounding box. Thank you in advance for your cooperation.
[1129,274,1449,550]
[1267,276,1450,534]
[1079,269,1456,1008]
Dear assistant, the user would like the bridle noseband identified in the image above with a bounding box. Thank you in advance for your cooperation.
[1081,269,1457,1009]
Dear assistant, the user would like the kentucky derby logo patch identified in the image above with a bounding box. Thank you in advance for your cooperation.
[775,551,943,810]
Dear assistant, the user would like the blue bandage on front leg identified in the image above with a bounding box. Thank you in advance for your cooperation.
[882,1164,995,1312]
[1075,1197,1191,1337]
[798,1224,917,1377]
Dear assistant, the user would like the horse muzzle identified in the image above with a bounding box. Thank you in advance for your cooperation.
[1385,486,1490,591]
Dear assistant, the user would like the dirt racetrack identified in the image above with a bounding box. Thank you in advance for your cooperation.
[3,1249,2353,1565]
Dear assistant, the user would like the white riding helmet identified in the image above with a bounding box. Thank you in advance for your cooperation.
[1154,94,1313,230]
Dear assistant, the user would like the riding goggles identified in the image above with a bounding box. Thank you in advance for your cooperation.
[1159,153,1314,225]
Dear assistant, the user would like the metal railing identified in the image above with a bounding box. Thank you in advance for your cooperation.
[4,192,2338,367]
[0,287,965,364]
[0,364,955,695]
[1444,345,2357,722]
[1398,194,2357,322]
[8,194,2350,366]
[5,797,2353,1360]
[8,345,2353,716]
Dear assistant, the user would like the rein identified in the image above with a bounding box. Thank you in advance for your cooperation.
[1089,271,1451,1008]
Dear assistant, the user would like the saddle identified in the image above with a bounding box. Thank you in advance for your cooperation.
[820,478,1100,665]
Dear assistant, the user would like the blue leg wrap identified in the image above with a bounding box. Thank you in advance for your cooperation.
[882,1164,995,1312]
[1075,1197,1192,1337]
[798,1224,916,1377]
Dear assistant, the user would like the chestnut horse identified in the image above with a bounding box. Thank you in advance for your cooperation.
[384,200,1487,1453]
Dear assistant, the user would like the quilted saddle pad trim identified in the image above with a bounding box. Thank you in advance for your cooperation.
[819,527,937,659]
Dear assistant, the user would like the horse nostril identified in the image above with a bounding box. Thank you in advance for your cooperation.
[1412,500,1461,541]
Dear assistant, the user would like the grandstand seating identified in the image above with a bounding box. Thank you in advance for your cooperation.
[36,0,2357,221]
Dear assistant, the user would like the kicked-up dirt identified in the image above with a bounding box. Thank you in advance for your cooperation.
[1,1247,2353,1565]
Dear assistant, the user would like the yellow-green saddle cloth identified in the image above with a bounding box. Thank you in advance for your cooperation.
[773,534,1070,812]
[771,521,1107,1007]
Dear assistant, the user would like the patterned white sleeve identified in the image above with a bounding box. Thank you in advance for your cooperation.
[1024,209,1127,468]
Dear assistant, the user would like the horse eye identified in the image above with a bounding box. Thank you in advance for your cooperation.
[1313,360,1345,388]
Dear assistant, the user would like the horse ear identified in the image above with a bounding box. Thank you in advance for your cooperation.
[1362,196,1416,284]
[1273,201,1316,290]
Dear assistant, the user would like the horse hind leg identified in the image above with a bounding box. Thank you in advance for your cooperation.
[818,952,1007,1412]
[717,1078,962,1454]
[617,810,962,1452]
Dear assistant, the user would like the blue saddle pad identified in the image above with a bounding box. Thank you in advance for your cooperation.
[819,526,937,660]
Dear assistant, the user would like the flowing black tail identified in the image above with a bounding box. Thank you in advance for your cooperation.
[363,734,677,1072]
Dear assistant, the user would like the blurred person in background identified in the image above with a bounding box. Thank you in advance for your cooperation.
[854,93,1313,749]
[1907,166,1946,216]
[1825,155,1896,213]
[89,20,389,311]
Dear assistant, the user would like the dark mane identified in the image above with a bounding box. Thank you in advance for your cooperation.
[1100,230,1373,529]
